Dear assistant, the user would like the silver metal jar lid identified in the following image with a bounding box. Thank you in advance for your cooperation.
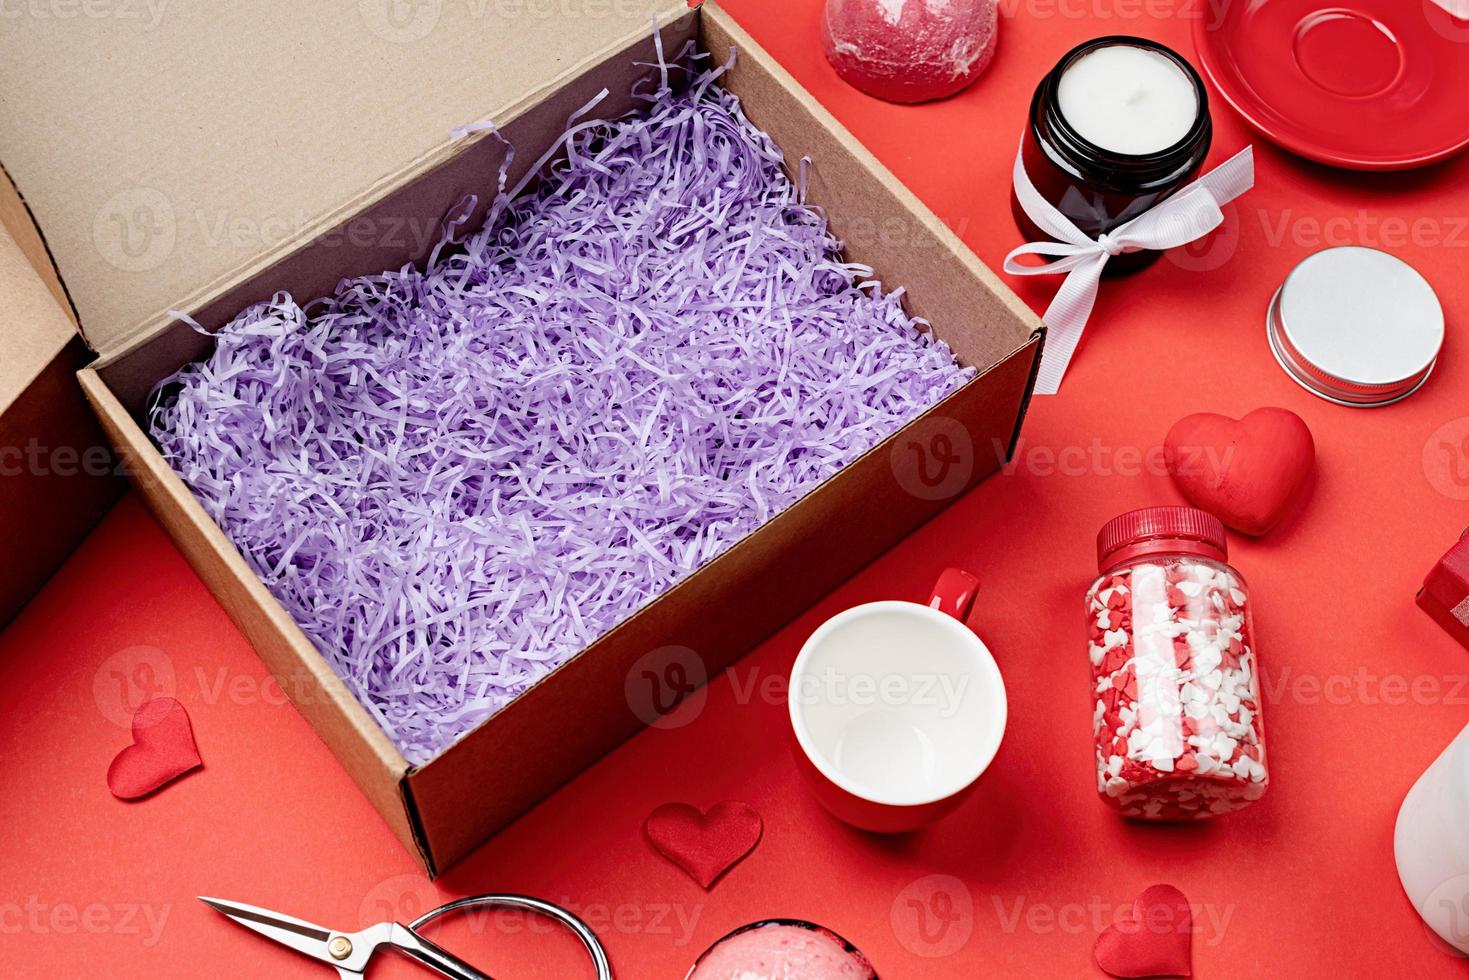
[1267,246,1444,407]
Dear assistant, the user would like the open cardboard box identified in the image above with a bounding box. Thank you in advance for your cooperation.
[0,0,1042,873]
[0,174,122,627]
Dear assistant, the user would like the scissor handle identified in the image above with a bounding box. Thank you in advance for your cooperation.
[409,894,613,980]
[389,923,496,980]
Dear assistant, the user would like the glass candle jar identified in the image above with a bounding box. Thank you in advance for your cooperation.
[1014,36,1212,273]
[1087,506,1268,820]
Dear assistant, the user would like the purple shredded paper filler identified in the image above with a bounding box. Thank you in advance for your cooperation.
[149,46,975,765]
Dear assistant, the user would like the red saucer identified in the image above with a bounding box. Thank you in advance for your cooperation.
[1194,0,1469,170]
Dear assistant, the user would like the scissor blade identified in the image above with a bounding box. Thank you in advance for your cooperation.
[199,896,338,965]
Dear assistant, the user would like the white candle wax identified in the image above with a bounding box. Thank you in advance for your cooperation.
[1057,44,1198,156]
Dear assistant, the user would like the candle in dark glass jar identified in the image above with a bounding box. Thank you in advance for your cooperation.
[1013,36,1213,274]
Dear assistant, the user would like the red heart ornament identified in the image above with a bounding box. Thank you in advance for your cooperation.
[644,801,762,890]
[1094,884,1193,978]
[107,697,202,800]
[1164,407,1315,536]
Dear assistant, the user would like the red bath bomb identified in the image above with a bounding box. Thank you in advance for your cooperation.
[821,0,999,103]
[1164,407,1315,537]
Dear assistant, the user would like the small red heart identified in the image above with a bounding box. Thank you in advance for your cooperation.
[1164,407,1315,536]
[107,697,202,800]
[1094,884,1193,978]
[644,801,762,890]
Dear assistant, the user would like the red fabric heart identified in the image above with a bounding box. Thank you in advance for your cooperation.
[1094,884,1193,978]
[107,697,202,800]
[1164,407,1315,536]
[644,801,762,890]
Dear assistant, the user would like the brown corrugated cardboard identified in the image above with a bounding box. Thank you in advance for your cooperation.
[0,170,121,627]
[0,0,690,355]
[0,166,73,324]
[2,1,1042,872]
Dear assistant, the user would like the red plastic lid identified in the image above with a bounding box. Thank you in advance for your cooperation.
[1097,506,1228,572]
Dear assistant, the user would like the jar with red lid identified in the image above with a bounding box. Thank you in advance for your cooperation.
[1087,506,1268,819]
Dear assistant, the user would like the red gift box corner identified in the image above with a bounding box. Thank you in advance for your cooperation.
[1419,527,1469,649]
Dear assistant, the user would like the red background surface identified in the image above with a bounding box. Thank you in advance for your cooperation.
[6,2,1469,976]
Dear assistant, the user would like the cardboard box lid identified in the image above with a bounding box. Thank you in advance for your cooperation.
[0,0,688,358]
[0,165,76,407]
[0,171,123,629]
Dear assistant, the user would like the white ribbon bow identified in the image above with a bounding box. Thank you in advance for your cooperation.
[1004,143,1255,394]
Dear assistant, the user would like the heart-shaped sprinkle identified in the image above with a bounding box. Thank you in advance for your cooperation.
[1094,884,1193,978]
[1164,407,1315,536]
[107,697,203,800]
[644,801,763,890]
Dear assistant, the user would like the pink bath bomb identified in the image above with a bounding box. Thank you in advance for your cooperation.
[821,0,998,103]
[688,921,876,980]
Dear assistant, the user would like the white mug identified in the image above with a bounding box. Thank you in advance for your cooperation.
[787,569,1007,832]
[1396,722,1469,955]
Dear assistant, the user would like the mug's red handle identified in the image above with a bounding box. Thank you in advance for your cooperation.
[929,568,980,621]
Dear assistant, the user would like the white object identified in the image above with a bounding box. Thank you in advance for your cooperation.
[788,601,1006,807]
[1057,44,1199,155]
[1395,723,1469,954]
[1004,144,1256,394]
[1268,246,1444,407]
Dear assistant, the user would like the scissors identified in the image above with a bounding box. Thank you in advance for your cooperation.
[201,893,614,979]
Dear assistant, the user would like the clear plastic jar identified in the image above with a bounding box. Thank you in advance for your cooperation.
[1087,506,1268,819]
